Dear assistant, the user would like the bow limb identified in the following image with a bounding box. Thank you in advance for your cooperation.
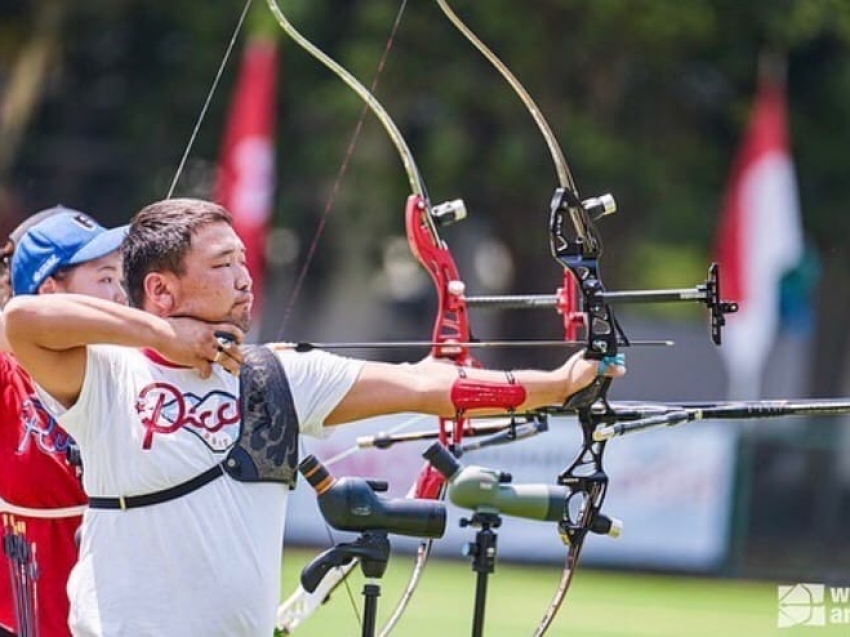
[265,0,425,199]
[436,0,573,193]
[435,1,606,259]
[264,0,462,353]
[434,0,586,341]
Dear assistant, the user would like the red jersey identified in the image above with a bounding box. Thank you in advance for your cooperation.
[0,353,86,637]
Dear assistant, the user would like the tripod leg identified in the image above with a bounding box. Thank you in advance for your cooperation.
[471,569,489,637]
[467,521,498,637]
[362,583,381,637]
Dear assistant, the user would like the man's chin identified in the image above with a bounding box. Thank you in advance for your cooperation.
[234,309,251,333]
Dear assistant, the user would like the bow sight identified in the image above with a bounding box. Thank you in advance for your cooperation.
[446,188,739,352]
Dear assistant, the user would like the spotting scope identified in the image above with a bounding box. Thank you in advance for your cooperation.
[423,442,621,536]
[299,455,446,539]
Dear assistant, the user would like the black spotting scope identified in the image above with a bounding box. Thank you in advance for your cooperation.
[298,455,446,539]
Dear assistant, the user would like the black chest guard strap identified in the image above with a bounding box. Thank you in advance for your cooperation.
[224,345,300,488]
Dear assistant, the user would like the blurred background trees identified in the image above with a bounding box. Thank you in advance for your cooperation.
[3,0,849,368]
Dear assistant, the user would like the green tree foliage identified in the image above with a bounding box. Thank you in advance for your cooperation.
[2,0,850,384]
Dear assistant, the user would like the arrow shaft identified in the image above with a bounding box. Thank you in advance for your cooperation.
[287,339,673,352]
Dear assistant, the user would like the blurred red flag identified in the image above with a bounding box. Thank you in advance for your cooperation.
[215,36,278,329]
[715,61,804,398]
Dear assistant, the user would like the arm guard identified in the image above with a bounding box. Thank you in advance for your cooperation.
[449,370,527,413]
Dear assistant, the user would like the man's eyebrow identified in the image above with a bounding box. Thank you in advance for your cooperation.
[209,245,245,259]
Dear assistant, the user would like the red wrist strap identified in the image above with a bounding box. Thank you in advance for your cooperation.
[450,370,527,413]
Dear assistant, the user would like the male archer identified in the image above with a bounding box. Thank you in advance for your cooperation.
[4,197,625,636]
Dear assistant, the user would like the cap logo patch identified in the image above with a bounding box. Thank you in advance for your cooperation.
[72,213,96,231]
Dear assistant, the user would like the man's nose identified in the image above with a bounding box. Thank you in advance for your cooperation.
[236,263,252,291]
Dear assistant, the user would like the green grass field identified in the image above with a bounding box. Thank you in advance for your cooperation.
[279,546,847,636]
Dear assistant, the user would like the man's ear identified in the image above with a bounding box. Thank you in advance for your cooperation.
[143,272,176,315]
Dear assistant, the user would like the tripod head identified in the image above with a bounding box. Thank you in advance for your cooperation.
[300,531,390,593]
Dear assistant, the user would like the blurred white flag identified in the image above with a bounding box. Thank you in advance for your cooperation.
[715,66,804,399]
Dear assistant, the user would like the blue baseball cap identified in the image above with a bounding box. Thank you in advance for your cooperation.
[11,206,128,295]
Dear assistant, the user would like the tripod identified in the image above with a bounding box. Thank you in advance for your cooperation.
[300,530,391,637]
[460,510,503,637]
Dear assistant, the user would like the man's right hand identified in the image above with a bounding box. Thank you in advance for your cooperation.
[161,318,245,378]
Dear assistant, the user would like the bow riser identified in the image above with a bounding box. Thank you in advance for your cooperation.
[405,194,475,369]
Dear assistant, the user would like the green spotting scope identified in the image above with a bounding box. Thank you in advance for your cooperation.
[423,441,621,537]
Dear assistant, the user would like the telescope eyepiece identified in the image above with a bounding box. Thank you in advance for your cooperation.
[299,455,335,495]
